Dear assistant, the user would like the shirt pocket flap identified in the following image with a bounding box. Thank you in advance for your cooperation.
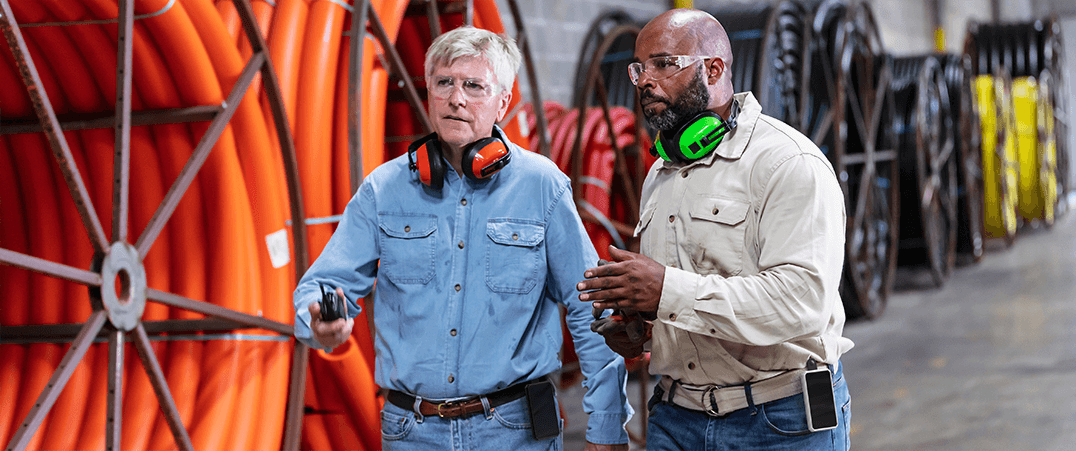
[634,202,657,237]
[689,197,749,226]
[487,221,544,247]
[378,214,436,238]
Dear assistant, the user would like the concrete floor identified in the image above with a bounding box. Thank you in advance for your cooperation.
[560,196,1076,450]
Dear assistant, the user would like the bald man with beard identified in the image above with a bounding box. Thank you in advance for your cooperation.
[576,8,853,450]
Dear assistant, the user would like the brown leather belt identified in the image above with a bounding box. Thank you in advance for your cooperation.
[387,376,546,419]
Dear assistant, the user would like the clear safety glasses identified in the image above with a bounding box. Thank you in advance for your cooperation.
[627,55,715,85]
[429,75,495,100]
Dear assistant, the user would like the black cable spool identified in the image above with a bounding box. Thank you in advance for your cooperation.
[940,54,985,263]
[707,1,811,126]
[801,0,900,320]
[891,55,958,286]
[571,9,641,110]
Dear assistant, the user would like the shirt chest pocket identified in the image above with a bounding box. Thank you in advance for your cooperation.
[686,197,750,277]
[378,214,437,284]
[486,220,545,294]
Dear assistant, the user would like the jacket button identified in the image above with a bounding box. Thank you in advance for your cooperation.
[404,225,411,232]
[458,241,465,249]
[450,329,457,336]
[455,284,461,292]
[512,233,519,240]
[461,199,467,206]
[448,374,454,383]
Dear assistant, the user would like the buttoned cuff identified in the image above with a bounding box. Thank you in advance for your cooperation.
[656,268,718,332]
[585,412,629,445]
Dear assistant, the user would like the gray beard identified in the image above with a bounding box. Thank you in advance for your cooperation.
[643,67,711,131]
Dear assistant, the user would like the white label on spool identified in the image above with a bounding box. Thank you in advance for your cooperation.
[265,229,290,268]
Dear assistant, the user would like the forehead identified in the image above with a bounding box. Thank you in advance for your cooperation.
[635,24,695,60]
[430,55,495,81]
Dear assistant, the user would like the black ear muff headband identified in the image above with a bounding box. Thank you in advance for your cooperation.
[651,99,740,164]
[408,128,512,189]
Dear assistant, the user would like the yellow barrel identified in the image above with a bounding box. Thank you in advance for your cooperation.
[1012,77,1054,224]
[1037,75,1058,226]
[975,75,1019,240]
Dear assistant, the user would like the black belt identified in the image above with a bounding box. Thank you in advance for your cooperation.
[387,376,547,419]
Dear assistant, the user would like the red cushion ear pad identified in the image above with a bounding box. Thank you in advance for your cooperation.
[464,137,511,180]
[408,133,445,189]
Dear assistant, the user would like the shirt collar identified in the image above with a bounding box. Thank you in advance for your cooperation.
[658,91,761,171]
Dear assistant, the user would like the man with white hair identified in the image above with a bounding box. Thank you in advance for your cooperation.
[294,26,632,450]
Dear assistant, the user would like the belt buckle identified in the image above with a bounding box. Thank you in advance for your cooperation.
[436,400,462,418]
[702,386,721,417]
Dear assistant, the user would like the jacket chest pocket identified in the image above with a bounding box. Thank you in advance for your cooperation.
[486,220,545,294]
[686,197,750,277]
[378,214,437,284]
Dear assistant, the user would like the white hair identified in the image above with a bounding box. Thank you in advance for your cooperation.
[424,26,522,94]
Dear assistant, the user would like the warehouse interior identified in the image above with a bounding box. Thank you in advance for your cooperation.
[0,0,1073,450]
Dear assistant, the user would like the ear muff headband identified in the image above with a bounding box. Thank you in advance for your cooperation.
[408,130,511,189]
[652,99,740,164]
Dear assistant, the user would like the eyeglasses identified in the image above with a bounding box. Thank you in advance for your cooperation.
[429,75,495,100]
[627,55,714,85]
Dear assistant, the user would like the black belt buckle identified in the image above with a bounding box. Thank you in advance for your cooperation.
[703,386,721,417]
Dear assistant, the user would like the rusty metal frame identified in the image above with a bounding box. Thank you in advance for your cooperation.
[0,0,309,450]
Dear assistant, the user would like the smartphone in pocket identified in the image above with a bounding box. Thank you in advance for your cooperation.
[525,379,560,441]
[802,368,839,432]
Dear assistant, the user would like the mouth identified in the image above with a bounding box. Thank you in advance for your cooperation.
[444,115,469,123]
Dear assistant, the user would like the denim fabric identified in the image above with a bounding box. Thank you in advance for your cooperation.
[646,363,851,451]
[380,389,563,451]
[293,128,631,444]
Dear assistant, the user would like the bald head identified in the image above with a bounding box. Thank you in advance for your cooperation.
[633,8,735,127]
[639,9,732,68]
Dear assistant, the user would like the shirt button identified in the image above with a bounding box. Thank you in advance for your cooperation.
[669,313,676,320]
[668,215,675,223]
[461,199,467,206]
[512,233,519,240]
[455,284,461,292]
[448,374,454,383]
[404,225,411,232]
[458,241,465,249]
[681,171,689,178]
[450,329,457,336]
[710,328,716,334]
[688,362,695,370]
[712,208,720,215]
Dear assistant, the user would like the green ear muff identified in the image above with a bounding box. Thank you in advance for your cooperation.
[651,99,740,164]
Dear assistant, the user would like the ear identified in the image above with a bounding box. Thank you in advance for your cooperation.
[707,57,726,84]
[496,87,512,121]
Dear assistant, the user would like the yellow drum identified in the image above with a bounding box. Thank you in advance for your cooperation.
[1011,77,1056,225]
[975,74,1018,242]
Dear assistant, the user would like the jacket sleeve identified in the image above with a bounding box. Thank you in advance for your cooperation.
[292,182,380,350]
[544,181,633,445]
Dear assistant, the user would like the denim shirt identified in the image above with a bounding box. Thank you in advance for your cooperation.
[293,132,632,444]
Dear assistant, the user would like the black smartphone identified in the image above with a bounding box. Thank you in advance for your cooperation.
[802,368,839,432]
[525,379,560,441]
[318,283,347,322]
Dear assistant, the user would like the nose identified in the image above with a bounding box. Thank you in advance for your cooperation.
[447,85,467,107]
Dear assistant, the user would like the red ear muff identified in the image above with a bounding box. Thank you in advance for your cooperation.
[463,136,511,181]
[407,132,445,189]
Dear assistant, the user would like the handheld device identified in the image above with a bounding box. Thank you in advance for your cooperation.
[525,378,561,440]
[318,283,347,322]
[801,366,839,432]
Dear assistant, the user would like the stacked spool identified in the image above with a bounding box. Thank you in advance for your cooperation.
[0,0,298,449]
[890,55,958,286]
[965,19,1067,244]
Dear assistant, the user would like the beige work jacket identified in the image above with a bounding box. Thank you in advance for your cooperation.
[637,92,855,387]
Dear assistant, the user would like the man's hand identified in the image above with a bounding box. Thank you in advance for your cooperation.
[577,246,665,315]
[591,317,649,359]
[585,441,629,451]
[307,287,353,349]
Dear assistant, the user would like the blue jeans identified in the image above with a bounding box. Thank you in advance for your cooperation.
[381,395,563,451]
[646,363,851,451]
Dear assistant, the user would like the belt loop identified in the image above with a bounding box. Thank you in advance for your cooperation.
[480,396,493,420]
[413,395,425,423]
[744,383,758,416]
[667,379,678,404]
